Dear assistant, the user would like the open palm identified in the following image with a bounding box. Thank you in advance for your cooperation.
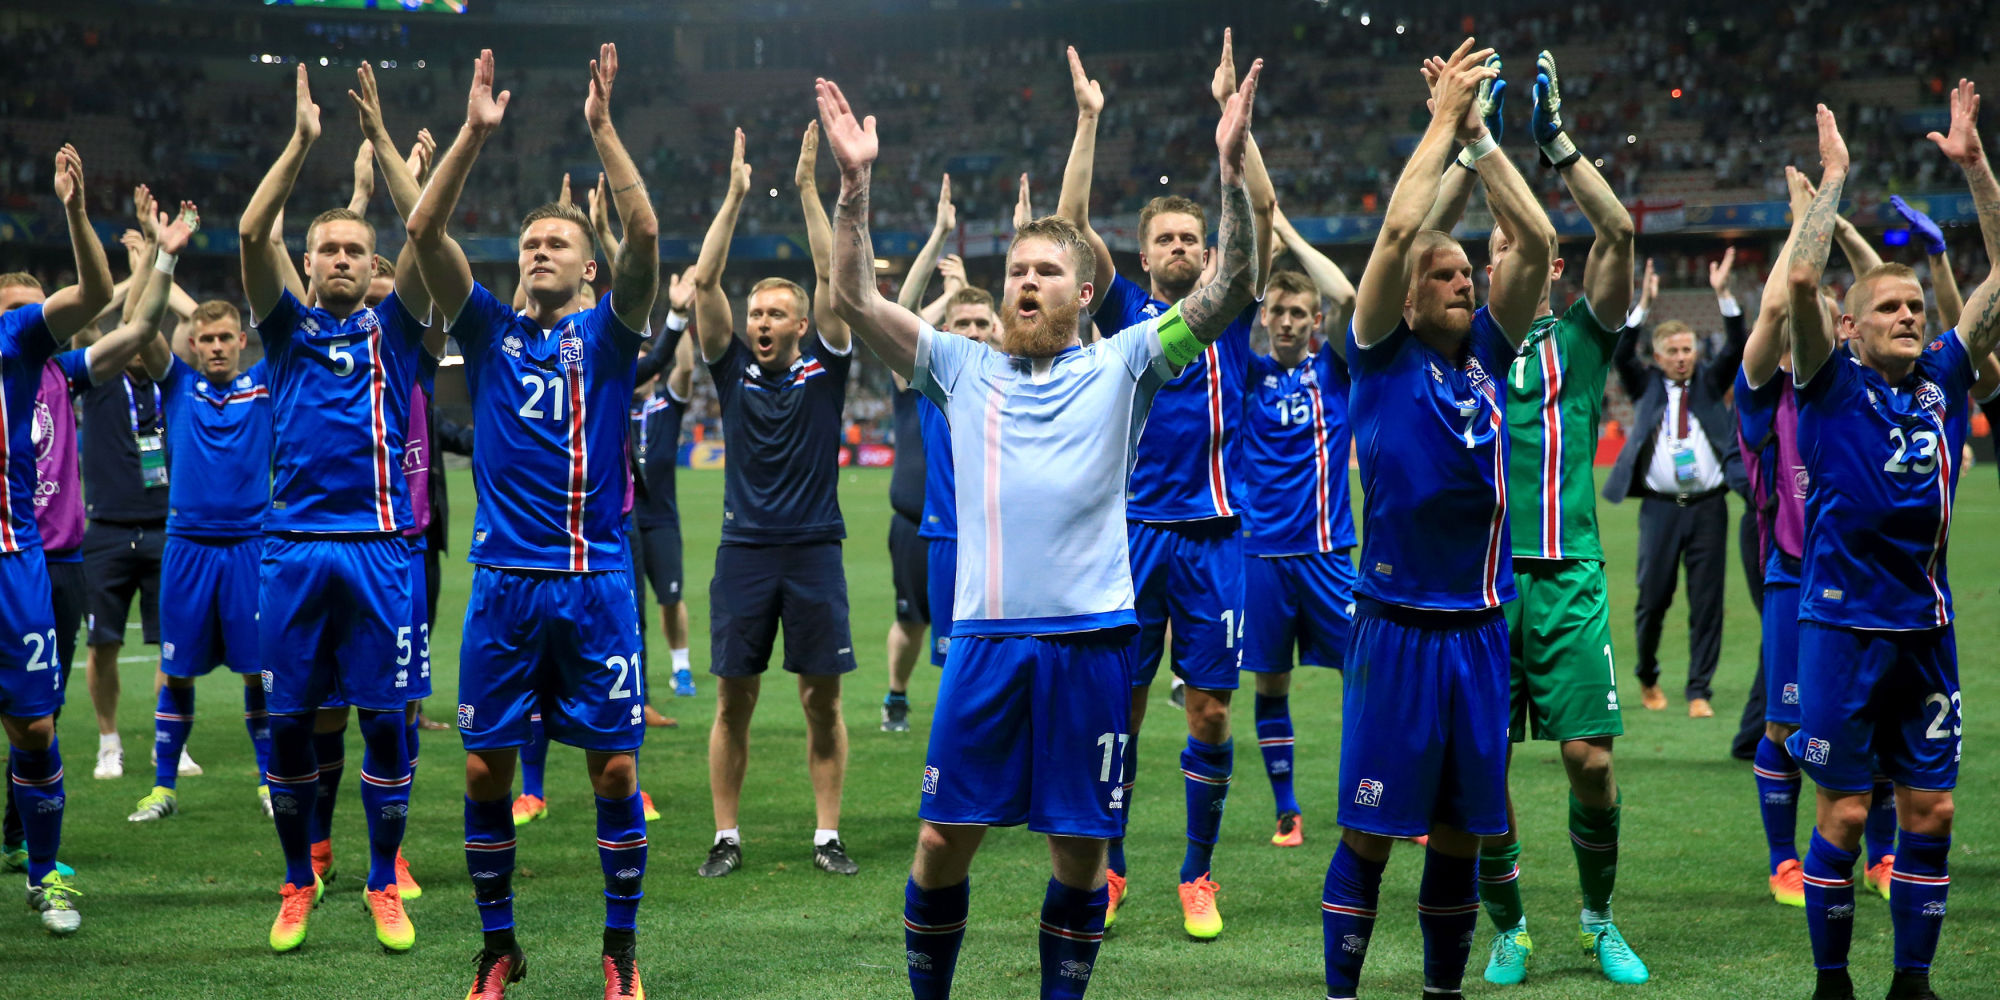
[1926,79,1983,165]
[815,79,877,174]
[467,49,510,132]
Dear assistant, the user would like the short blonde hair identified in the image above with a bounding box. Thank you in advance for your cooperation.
[1651,320,1694,349]
[1009,215,1098,283]
[1844,262,1921,319]
[748,276,810,317]
[189,299,242,329]
[0,272,43,292]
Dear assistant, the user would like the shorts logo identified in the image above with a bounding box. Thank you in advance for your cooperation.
[1922,901,1946,916]
[458,704,476,729]
[1372,562,1394,576]
[261,670,274,693]
[1059,960,1092,980]
[1354,778,1384,807]
[1341,933,1369,956]
[669,582,679,595]
[921,765,939,795]
[1803,738,1831,766]
[1109,784,1123,810]
[162,642,175,661]
[1821,588,1844,602]
[906,951,932,971]
[630,706,643,725]
[935,636,951,657]
[1782,683,1799,706]
[395,669,408,688]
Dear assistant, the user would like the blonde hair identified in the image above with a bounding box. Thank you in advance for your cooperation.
[1843,262,1921,319]
[1010,215,1098,283]
[748,276,810,317]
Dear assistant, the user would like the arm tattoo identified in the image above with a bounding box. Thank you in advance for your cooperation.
[611,180,645,195]
[1792,178,1843,282]
[1181,179,1255,339]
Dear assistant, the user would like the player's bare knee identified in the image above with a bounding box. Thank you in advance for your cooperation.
[1765,721,1798,743]
[314,705,350,733]
[1339,828,1395,863]
[1046,835,1107,888]
[1560,738,1615,798]
[586,751,638,798]
[1899,789,1953,836]
[1,714,55,750]
[1183,686,1231,742]
[464,749,515,800]
[1253,672,1290,698]
[1425,824,1480,858]
[164,674,195,690]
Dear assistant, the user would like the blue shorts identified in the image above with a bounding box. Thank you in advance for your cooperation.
[1130,520,1243,690]
[257,535,415,715]
[926,538,956,667]
[458,566,646,754]
[0,549,62,720]
[1788,621,1959,794]
[1337,599,1510,838]
[1762,583,1802,727]
[919,631,1134,838]
[404,537,432,700]
[709,542,856,678]
[1241,549,1355,672]
[160,536,261,678]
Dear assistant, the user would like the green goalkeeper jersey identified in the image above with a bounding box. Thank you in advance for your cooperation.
[1504,296,1622,562]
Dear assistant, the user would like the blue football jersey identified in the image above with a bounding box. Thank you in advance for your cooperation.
[257,290,427,534]
[1347,307,1514,611]
[453,283,646,572]
[1242,341,1357,556]
[1796,333,1975,630]
[162,357,272,539]
[0,304,59,554]
[917,395,956,540]
[1094,274,1255,523]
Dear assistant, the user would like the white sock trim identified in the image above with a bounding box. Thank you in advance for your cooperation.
[715,827,740,845]
[814,828,840,847]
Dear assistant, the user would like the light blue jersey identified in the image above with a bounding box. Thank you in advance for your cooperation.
[913,313,1176,635]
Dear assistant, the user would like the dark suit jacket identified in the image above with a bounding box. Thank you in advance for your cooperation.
[1602,307,1750,502]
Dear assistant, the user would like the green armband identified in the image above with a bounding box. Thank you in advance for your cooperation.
[1155,304,1205,369]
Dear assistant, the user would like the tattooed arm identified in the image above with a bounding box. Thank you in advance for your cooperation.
[1930,80,2000,356]
[818,79,925,378]
[1174,62,1265,348]
[1788,105,1849,384]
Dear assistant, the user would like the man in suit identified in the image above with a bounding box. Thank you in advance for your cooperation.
[1603,256,1747,717]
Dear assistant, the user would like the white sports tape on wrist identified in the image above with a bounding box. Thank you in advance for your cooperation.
[154,252,178,276]
[1464,132,1500,164]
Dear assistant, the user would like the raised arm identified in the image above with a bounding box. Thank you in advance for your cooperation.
[792,119,846,351]
[347,139,374,215]
[1929,80,2000,356]
[240,66,321,323]
[1788,105,1849,384]
[404,48,508,327]
[88,204,190,384]
[690,128,749,363]
[818,78,925,377]
[667,318,697,401]
[917,255,965,327]
[1057,47,1117,303]
[1173,60,1265,348]
[1417,53,1500,234]
[898,174,954,311]
[1353,41,1498,346]
[1210,29,1276,291]
[350,61,436,337]
[1706,248,1749,390]
[588,172,622,266]
[1529,53,1634,324]
[585,43,660,333]
[40,145,114,341]
[1744,170,1814,387]
[1273,205,1355,346]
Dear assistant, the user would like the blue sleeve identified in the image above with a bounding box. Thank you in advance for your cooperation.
[595,292,649,351]
[377,290,432,350]
[447,283,512,358]
[1319,339,1352,397]
[1093,273,1149,334]
[1920,328,1976,401]
[255,289,305,355]
[1794,347,1853,406]
[1345,318,1408,377]
[0,304,58,370]
[809,332,853,384]
[706,338,747,406]
[55,348,92,393]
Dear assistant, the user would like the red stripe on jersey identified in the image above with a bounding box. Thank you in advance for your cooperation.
[1308,382,1332,553]
[1480,379,1507,607]
[1203,345,1233,517]
[215,387,270,407]
[1537,336,1564,559]
[0,380,15,552]
[565,360,590,572]
[366,327,395,532]
[1925,400,1952,627]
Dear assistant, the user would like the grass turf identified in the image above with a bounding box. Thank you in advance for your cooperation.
[13,465,1999,998]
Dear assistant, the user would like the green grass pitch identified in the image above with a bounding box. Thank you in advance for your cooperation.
[17,466,1999,997]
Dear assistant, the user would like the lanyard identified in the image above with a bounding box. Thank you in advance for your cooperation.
[124,376,162,437]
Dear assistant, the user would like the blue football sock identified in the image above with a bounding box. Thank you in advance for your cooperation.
[404,709,421,776]
[1889,830,1950,973]
[9,740,64,884]
[464,795,516,933]
[1753,736,1801,873]
[1253,694,1299,816]
[1865,778,1898,867]
[356,709,411,892]
[597,792,647,931]
[265,714,319,887]
[521,713,547,801]
[1037,877,1107,1000]
[310,725,345,845]
[1803,830,1858,971]
[904,877,969,1000]
[1322,840,1386,1000]
[243,685,272,782]
[153,685,195,790]
[1179,736,1232,883]
[1417,848,1480,993]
